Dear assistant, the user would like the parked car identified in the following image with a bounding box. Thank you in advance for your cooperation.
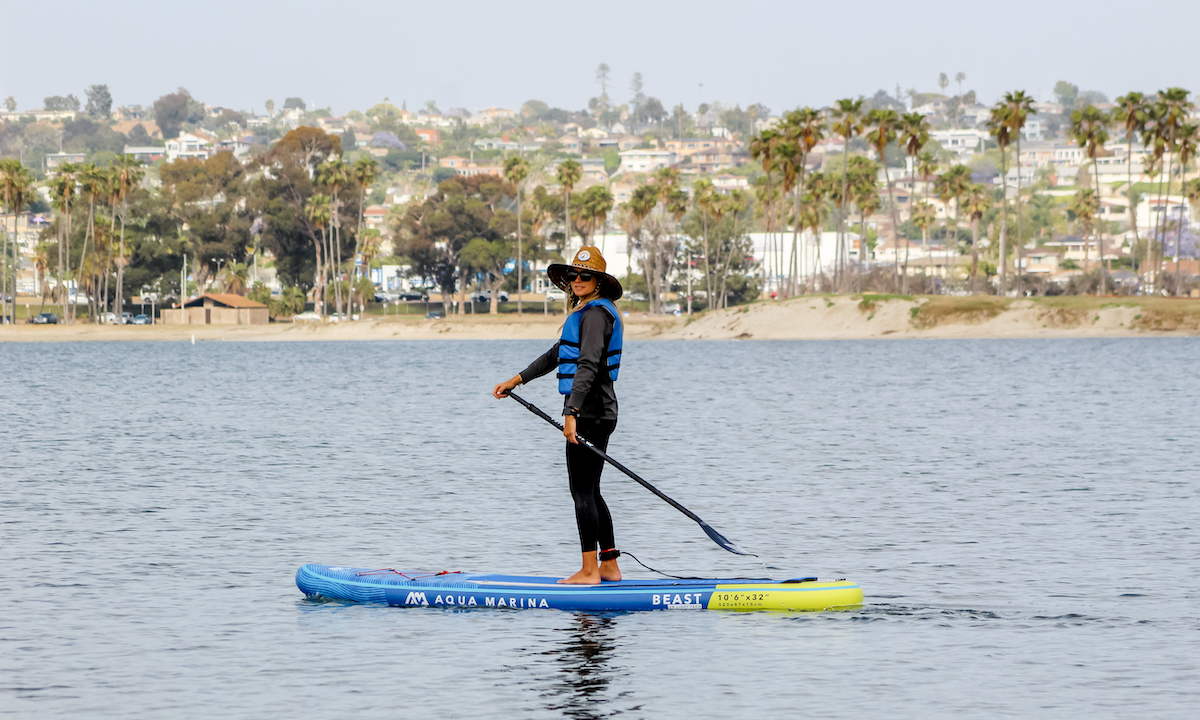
[120,312,133,325]
[545,288,566,302]
[292,311,321,322]
[662,303,682,315]
[100,311,117,324]
[425,309,445,319]
[398,291,428,301]
[626,292,648,302]
[472,290,509,303]
[33,312,59,324]
[132,314,151,325]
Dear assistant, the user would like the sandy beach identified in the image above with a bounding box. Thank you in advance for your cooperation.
[3,296,1197,342]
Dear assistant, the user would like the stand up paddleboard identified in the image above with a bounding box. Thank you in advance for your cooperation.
[296,564,862,612]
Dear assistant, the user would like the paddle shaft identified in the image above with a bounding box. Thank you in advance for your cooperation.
[507,391,754,556]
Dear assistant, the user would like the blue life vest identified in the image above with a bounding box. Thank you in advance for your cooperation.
[557,298,623,395]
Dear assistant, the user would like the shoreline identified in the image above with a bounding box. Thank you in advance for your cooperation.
[2,296,1197,342]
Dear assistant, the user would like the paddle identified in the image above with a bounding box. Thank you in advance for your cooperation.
[506,391,756,557]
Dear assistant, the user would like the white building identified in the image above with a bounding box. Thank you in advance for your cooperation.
[930,129,990,157]
[165,132,215,162]
[616,149,677,175]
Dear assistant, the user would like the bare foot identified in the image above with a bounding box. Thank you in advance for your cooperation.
[558,568,601,585]
[599,560,622,582]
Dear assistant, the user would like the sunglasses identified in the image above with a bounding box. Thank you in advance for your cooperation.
[565,270,595,282]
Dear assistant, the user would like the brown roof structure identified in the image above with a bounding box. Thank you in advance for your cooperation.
[183,293,266,309]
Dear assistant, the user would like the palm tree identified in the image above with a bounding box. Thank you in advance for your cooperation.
[915,151,938,285]
[223,262,250,295]
[831,99,865,291]
[986,103,1014,292]
[1113,92,1149,258]
[1170,123,1198,293]
[954,72,966,127]
[51,163,77,322]
[1155,89,1195,295]
[937,165,971,289]
[963,183,991,289]
[1002,90,1037,296]
[305,193,332,318]
[867,109,901,290]
[112,154,144,323]
[779,108,824,295]
[317,160,350,317]
[899,112,931,289]
[692,178,719,303]
[848,156,880,291]
[749,128,782,297]
[1069,106,1112,294]
[1,159,35,324]
[503,156,530,313]
[350,156,379,319]
[1069,188,1099,284]
[557,159,583,246]
[624,184,658,308]
[74,164,105,323]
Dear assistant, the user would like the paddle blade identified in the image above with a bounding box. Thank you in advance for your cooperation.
[700,521,757,557]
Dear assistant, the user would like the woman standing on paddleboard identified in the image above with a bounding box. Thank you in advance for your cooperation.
[493,246,624,585]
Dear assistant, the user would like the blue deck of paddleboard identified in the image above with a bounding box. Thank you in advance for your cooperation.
[296,564,831,612]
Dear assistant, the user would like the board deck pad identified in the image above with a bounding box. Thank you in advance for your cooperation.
[296,564,863,612]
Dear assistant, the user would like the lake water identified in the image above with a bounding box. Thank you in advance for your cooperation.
[2,338,1197,719]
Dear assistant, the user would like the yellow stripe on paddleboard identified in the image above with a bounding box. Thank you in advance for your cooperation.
[705,582,863,611]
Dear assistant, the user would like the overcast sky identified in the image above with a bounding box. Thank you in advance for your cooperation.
[3,0,1197,116]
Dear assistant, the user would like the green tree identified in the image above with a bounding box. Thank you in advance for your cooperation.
[1069,105,1112,294]
[153,91,190,139]
[3,96,15,113]
[85,85,113,120]
[1053,81,1080,111]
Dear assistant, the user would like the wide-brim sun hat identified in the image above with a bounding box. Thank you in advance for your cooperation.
[547,246,623,301]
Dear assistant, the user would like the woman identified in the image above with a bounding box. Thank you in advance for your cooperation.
[493,246,624,585]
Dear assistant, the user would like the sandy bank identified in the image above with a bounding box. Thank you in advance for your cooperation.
[3,296,1197,342]
[661,296,1200,340]
[0,313,680,343]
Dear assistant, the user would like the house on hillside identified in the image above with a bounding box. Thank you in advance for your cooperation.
[44,152,87,173]
[415,128,441,144]
[165,131,215,162]
[615,149,676,175]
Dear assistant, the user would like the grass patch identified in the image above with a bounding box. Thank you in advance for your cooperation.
[909,296,1010,329]
[858,293,916,312]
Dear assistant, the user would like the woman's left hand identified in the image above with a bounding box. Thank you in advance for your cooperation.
[564,415,578,444]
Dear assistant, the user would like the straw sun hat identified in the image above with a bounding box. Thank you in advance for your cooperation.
[547,246,624,301]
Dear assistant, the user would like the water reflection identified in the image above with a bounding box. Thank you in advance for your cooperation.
[540,614,623,719]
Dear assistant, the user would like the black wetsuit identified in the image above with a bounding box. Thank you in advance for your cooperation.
[519,306,618,553]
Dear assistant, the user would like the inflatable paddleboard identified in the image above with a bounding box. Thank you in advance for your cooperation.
[296,564,862,612]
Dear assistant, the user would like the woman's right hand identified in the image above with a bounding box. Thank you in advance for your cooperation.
[492,374,523,399]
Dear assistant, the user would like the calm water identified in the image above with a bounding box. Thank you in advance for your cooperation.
[2,338,1197,719]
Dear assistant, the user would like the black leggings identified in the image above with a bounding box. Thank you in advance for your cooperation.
[566,418,617,553]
